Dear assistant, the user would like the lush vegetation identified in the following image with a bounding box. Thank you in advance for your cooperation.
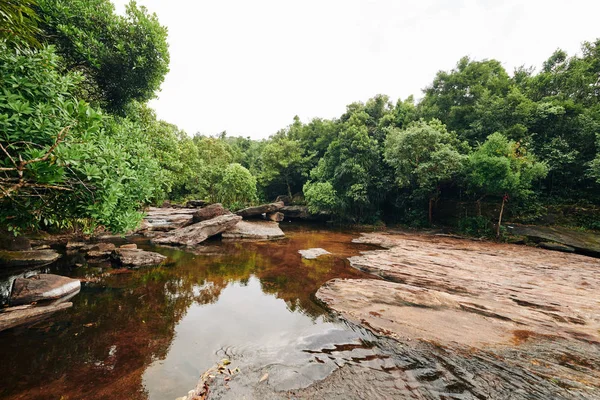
[1,1,599,236]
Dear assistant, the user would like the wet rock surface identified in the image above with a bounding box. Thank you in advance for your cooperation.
[191,203,228,223]
[111,248,167,267]
[298,248,331,259]
[236,201,284,218]
[315,231,600,399]
[0,302,72,332]
[265,211,284,222]
[153,214,242,246]
[0,249,61,268]
[508,223,600,256]
[10,274,80,306]
[222,220,285,240]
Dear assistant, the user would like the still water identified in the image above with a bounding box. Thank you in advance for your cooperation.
[0,224,388,399]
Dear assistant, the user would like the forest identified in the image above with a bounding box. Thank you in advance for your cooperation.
[2,0,600,237]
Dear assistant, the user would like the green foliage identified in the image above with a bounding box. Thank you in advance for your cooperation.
[36,0,170,112]
[217,163,257,210]
[0,0,41,47]
[303,181,338,215]
[458,216,494,238]
[259,135,307,199]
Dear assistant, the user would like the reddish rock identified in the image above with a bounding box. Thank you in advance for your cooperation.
[119,244,138,250]
[192,203,228,223]
[10,274,81,306]
[153,214,242,246]
[111,248,166,267]
[236,202,284,218]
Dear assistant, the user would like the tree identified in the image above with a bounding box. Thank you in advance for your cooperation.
[0,0,40,47]
[384,120,467,224]
[217,163,257,209]
[466,133,548,236]
[36,0,170,112]
[303,181,338,216]
[260,136,307,199]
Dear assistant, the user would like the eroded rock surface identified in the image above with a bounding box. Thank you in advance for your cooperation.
[140,207,197,232]
[0,249,61,268]
[508,224,600,256]
[222,220,285,240]
[316,231,600,397]
[191,203,228,223]
[111,248,167,267]
[10,274,80,306]
[153,214,242,246]
[236,202,284,218]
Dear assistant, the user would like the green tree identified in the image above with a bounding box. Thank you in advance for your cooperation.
[36,0,170,112]
[260,136,307,199]
[466,132,548,236]
[303,181,338,216]
[217,163,257,209]
[0,0,40,47]
[384,120,467,224]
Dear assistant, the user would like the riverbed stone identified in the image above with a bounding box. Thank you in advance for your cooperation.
[507,224,600,257]
[119,243,138,250]
[139,207,197,232]
[0,249,61,268]
[265,211,284,222]
[81,242,116,258]
[236,201,284,218]
[539,241,575,253]
[192,203,228,223]
[222,220,285,240]
[111,248,167,267]
[153,214,242,246]
[298,248,331,259]
[0,302,73,332]
[10,274,81,306]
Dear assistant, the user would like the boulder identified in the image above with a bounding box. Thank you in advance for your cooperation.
[119,243,138,250]
[298,248,331,259]
[81,242,116,258]
[153,214,242,246]
[10,274,81,306]
[192,203,228,223]
[0,302,72,332]
[186,199,208,208]
[265,211,284,222]
[111,248,167,267]
[139,207,197,232]
[275,195,292,205]
[236,201,284,218]
[0,249,61,268]
[222,220,285,240]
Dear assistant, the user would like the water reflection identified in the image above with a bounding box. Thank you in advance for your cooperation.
[0,225,377,400]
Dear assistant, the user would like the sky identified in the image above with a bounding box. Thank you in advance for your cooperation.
[111,0,600,139]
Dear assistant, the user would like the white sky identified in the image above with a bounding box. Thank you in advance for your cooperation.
[111,0,600,139]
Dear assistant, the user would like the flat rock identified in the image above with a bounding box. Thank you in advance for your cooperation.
[139,207,197,232]
[191,203,228,223]
[222,220,285,240]
[81,242,116,258]
[111,248,167,267]
[119,243,137,250]
[508,224,600,257]
[298,248,331,259]
[0,302,72,332]
[236,201,284,218]
[0,249,61,268]
[539,241,575,253]
[153,214,242,246]
[10,274,81,306]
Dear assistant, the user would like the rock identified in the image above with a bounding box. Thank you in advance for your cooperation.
[153,214,242,246]
[0,249,61,268]
[10,274,81,306]
[186,199,207,208]
[0,302,72,332]
[0,233,31,251]
[265,211,284,222]
[111,248,167,267]
[280,205,328,221]
[236,201,284,218]
[192,203,228,223]
[507,224,600,257]
[222,220,285,240]
[539,242,575,253]
[119,243,138,250]
[139,207,197,232]
[275,195,292,205]
[298,248,331,259]
[81,242,116,258]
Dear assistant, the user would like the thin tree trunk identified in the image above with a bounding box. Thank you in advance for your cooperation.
[497,196,506,238]
[428,198,433,225]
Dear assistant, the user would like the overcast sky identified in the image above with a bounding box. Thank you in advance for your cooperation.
[111,0,600,139]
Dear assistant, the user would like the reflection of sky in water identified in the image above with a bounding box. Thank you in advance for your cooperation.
[143,276,369,400]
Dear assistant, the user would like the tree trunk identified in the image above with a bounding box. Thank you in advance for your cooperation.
[497,196,506,238]
[286,177,292,200]
[428,198,433,225]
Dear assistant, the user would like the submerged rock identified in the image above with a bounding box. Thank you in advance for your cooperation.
[0,302,72,332]
[10,274,80,306]
[153,214,242,246]
[299,248,331,259]
[191,203,228,223]
[222,220,285,240]
[0,249,61,268]
[111,248,167,267]
[236,201,284,218]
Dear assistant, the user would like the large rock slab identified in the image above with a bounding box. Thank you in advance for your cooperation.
[191,203,228,223]
[222,220,285,240]
[508,224,600,257]
[0,249,61,268]
[139,207,197,232]
[10,274,81,306]
[153,214,242,246]
[111,248,167,267]
[0,302,72,332]
[80,242,116,258]
[236,201,284,218]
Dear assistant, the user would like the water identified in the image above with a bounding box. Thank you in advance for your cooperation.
[0,224,386,400]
